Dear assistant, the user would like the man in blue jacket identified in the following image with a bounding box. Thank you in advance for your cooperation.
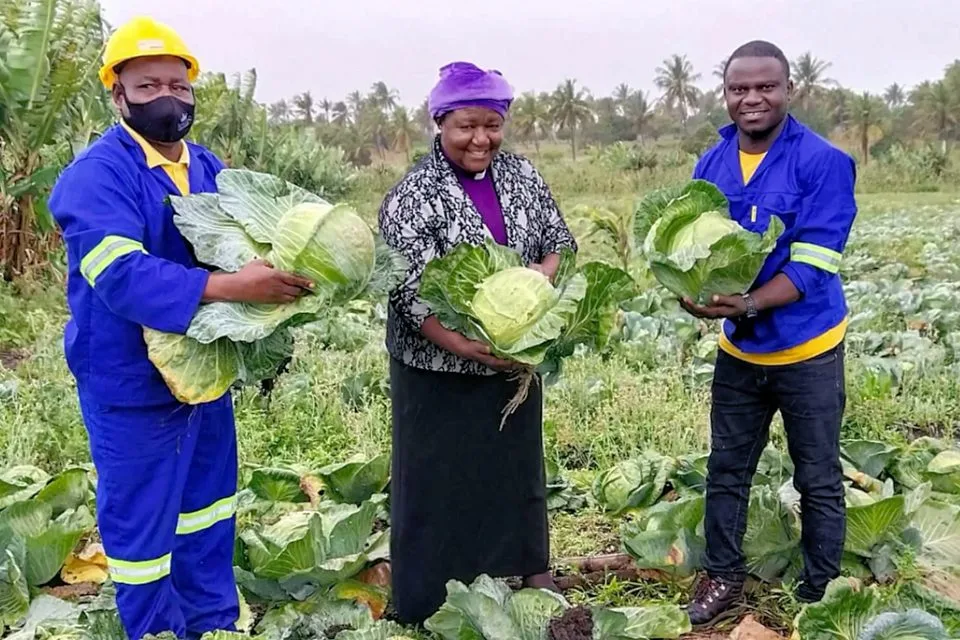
[49,17,312,639]
[680,40,858,625]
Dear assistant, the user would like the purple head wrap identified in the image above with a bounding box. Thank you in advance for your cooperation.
[427,61,514,121]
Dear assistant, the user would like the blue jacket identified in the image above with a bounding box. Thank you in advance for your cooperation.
[49,125,225,406]
[693,115,858,354]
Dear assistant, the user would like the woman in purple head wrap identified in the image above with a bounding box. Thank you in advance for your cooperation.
[378,62,578,625]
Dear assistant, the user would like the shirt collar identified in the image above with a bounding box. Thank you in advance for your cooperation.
[719,114,802,142]
[120,120,190,169]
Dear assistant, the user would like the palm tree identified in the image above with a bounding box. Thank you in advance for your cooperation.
[613,83,631,115]
[696,91,726,127]
[369,81,399,113]
[391,106,418,161]
[911,80,957,152]
[414,97,435,140]
[511,92,549,155]
[713,58,728,96]
[331,101,350,127]
[356,102,390,162]
[624,90,653,142]
[654,54,701,130]
[347,91,365,121]
[845,92,886,165]
[793,53,835,111]
[319,98,333,123]
[268,100,291,124]
[293,91,315,124]
[549,79,593,160]
[883,83,905,110]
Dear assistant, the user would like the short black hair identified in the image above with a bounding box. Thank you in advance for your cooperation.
[723,40,790,81]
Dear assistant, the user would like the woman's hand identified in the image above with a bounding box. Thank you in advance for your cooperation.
[528,253,561,283]
[421,317,518,371]
[449,335,518,371]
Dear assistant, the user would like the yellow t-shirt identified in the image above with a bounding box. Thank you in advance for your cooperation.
[719,150,847,365]
[121,121,191,196]
[739,150,765,184]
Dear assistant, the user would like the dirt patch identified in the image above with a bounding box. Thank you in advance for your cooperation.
[905,421,948,440]
[923,571,960,604]
[548,606,594,640]
[0,347,28,370]
[729,615,786,640]
[553,554,672,592]
[42,583,101,600]
[324,624,355,638]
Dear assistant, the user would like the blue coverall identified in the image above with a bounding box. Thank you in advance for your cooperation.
[49,123,239,639]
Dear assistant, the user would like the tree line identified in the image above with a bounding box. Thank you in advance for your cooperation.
[264,53,960,166]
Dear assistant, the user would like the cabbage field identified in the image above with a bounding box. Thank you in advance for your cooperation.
[1,190,960,639]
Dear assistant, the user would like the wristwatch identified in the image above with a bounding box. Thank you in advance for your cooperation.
[741,293,758,318]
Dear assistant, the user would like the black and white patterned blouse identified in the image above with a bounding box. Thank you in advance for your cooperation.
[378,136,578,375]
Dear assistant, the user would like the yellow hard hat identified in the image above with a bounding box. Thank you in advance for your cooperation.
[99,16,200,89]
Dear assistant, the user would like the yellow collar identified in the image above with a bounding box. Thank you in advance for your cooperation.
[121,120,190,169]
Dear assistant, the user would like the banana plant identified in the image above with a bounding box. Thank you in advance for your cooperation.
[0,0,110,279]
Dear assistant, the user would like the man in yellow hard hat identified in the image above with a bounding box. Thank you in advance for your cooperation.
[48,17,312,639]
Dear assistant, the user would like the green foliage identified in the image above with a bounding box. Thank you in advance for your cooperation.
[592,453,676,515]
[679,123,719,157]
[592,605,691,639]
[0,0,109,277]
[425,575,567,640]
[796,578,951,640]
[424,574,690,640]
[317,454,390,505]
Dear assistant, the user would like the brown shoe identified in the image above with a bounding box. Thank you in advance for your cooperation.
[687,575,743,626]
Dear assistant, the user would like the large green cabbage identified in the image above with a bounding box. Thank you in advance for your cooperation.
[636,180,784,304]
[418,240,635,425]
[472,267,560,349]
[144,169,404,405]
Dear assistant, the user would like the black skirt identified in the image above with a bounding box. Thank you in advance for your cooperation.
[388,357,549,624]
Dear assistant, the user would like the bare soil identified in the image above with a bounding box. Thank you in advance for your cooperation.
[548,606,594,640]
[0,347,28,370]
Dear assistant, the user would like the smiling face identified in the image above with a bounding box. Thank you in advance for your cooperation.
[439,107,505,173]
[724,56,793,145]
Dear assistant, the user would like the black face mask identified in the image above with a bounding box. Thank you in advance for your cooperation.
[119,85,195,143]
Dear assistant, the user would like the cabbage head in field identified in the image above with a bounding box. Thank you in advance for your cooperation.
[144,169,404,405]
[636,180,784,304]
[419,240,635,426]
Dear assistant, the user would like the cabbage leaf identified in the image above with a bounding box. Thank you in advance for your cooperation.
[145,169,405,404]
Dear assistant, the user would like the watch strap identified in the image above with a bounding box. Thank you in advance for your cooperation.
[741,293,758,318]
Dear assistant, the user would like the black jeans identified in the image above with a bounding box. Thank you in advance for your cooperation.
[703,343,846,598]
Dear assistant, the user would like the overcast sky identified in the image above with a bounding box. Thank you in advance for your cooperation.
[99,0,960,108]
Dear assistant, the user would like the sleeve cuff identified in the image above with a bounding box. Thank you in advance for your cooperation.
[407,297,431,329]
[782,262,818,297]
[542,238,578,257]
[169,268,210,335]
